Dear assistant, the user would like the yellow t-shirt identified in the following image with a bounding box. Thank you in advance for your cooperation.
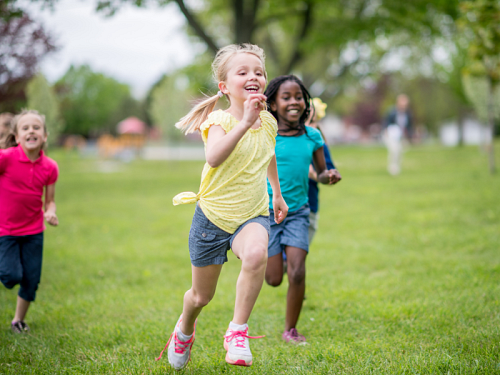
[173,109,278,234]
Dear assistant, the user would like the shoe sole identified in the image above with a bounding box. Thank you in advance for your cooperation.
[224,341,252,366]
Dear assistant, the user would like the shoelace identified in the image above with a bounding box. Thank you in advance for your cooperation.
[156,331,195,361]
[224,328,264,348]
[287,328,305,342]
[289,328,300,337]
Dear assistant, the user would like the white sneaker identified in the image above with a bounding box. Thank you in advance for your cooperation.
[156,316,196,370]
[223,322,264,367]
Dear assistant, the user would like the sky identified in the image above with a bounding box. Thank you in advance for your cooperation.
[28,0,199,98]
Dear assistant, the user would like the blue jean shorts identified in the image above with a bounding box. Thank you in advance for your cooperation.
[188,205,270,267]
[268,204,310,257]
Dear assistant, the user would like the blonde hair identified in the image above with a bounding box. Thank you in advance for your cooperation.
[3,109,47,149]
[175,43,267,134]
[311,98,328,120]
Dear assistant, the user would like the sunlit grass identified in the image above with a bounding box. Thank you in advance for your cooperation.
[1,144,499,374]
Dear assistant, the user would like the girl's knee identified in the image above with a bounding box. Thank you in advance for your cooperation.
[187,290,213,308]
[0,272,22,289]
[288,267,305,285]
[242,246,267,271]
[265,273,283,287]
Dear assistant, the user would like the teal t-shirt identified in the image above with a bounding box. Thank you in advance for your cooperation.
[267,126,324,212]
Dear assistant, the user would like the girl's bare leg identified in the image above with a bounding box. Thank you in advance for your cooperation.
[180,264,223,335]
[284,246,307,331]
[13,296,30,322]
[231,223,268,325]
[265,252,284,287]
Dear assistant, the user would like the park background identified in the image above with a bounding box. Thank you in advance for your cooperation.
[1,0,500,373]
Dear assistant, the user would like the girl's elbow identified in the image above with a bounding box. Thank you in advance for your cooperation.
[206,156,221,168]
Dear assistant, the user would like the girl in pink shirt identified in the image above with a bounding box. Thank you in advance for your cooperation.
[0,109,59,334]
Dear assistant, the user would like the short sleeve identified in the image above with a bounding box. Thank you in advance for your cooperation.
[260,110,278,141]
[308,127,324,151]
[199,110,234,143]
[46,160,59,185]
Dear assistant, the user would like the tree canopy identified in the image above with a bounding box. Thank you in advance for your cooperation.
[54,65,142,137]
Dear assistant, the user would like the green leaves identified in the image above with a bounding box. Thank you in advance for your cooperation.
[54,65,142,136]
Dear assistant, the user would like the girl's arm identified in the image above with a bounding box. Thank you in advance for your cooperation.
[312,147,341,185]
[267,155,288,223]
[44,183,58,226]
[206,93,266,168]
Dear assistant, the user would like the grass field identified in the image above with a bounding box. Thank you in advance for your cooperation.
[1,144,499,374]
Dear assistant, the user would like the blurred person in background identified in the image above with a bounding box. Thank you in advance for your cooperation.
[306,98,341,245]
[384,94,413,175]
[0,113,13,148]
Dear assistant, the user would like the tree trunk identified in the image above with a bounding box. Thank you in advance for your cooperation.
[457,108,465,147]
[233,0,260,44]
[284,0,313,74]
[173,0,219,54]
[487,75,496,174]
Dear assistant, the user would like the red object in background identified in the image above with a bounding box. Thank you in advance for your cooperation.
[117,117,146,134]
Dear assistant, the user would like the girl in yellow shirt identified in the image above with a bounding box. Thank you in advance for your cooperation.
[156,44,288,370]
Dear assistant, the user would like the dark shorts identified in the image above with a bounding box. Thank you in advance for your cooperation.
[188,205,270,267]
[268,204,310,257]
[0,232,44,302]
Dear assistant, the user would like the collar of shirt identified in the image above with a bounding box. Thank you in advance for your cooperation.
[16,144,44,164]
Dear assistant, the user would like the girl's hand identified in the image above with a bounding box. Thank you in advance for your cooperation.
[317,168,342,185]
[327,169,342,185]
[272,195,288,224]
[241,94,267,129]
[44,211,59,226]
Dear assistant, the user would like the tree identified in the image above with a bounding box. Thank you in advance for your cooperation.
[26,73,64,146]
[93,0,461,78]
[0,7,57,112]
[458,0,500,173]
[148,74,189,142]
[55,65,142,137]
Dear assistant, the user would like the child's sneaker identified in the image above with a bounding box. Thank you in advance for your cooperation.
[282,328,306,343]
[11,321,29,334]
[156,316,196,370]
[223,322,264,367]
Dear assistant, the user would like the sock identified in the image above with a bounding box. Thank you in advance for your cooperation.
[176,326,193,341]
[229,321,248,331]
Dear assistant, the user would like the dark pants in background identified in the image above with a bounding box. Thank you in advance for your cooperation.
[0,232,44,302]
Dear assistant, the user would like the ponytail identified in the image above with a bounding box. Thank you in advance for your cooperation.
[175,93,222,134]
[2,132,17,148]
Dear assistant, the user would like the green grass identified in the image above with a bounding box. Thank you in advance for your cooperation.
[1,144,499,374]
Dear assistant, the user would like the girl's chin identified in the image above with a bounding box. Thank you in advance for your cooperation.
[22,143,42,150]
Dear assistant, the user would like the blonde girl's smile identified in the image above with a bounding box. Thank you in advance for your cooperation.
[219,53,267,102]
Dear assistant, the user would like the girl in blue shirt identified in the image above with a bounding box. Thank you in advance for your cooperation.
[264,75,341,343]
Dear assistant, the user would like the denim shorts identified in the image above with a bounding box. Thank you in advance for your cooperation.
[188,205,270,267]
[268,204,310,257]
[0,232,44,302]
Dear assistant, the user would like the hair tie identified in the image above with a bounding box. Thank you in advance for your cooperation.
[217,91,224,98]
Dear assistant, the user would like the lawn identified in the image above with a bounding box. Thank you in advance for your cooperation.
[1,144,499,374]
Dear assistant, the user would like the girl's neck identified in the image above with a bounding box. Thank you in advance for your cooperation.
[277,120,303,136]
[21,145,42,162]
[226,101,245,121]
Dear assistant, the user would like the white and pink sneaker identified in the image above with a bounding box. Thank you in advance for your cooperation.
[223,322,264,366]
[156,316,196,370]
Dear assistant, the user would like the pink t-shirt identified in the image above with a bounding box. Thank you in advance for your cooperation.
[0,145,59,236]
